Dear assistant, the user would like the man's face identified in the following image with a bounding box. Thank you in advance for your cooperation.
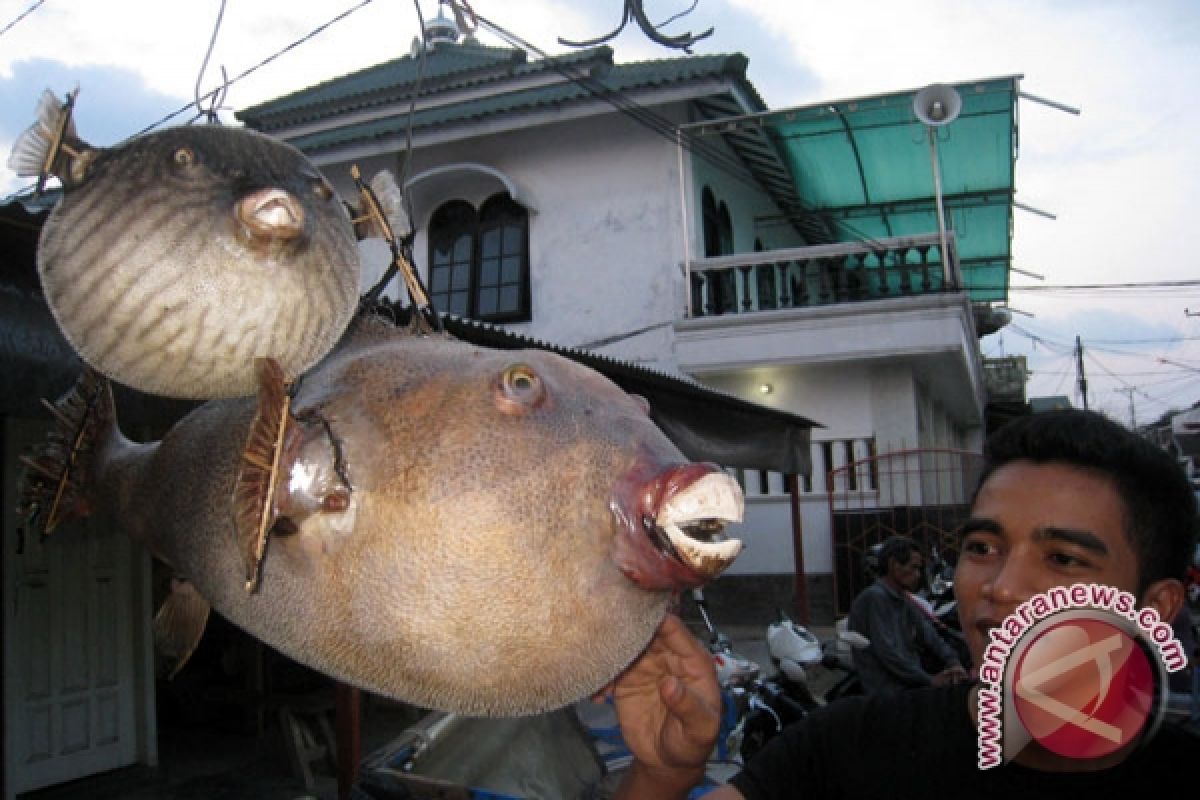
[954,460,1141,666]
[889,551,924,592]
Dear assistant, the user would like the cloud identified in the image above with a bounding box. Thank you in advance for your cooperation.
[0,59,194,196]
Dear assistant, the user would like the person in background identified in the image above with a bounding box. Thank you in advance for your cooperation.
[848,535,967,694]
[610,409,1200,799]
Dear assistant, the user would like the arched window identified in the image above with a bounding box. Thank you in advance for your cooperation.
[428,193,530,322]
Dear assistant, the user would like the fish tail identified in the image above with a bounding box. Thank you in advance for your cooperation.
[16,369,116,542]
[6,87,92,190]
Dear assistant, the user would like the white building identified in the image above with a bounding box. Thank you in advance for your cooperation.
[0,13,1035,797]
[236,12,1021,623]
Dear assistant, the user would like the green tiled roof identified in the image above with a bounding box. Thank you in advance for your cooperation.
[237,40,759,152]
[238,42,529,130]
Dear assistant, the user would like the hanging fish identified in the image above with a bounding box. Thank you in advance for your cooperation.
[19,316,744,715]
[7,88,361,399]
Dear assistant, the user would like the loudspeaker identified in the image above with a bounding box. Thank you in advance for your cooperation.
[913,83,962,126]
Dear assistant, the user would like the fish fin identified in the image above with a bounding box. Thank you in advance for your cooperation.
[16,369,114,538]
[369,169,411,239]
[152,578,211,679]
[232,357,293,593]
[350,167,410,242]
[6,88,94,191]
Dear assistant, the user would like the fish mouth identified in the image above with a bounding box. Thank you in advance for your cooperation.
[236,188,306,241]
[612,462,744,591]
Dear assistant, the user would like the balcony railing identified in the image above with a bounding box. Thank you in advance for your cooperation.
[688,233,959,318]
[728,436,877,498]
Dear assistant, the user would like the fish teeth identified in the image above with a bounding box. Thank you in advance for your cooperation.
[655,472,744,574]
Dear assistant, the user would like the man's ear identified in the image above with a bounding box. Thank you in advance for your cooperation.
[1139,578,1185,624]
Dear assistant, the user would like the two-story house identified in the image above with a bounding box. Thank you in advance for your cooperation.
[235,9,1021,623]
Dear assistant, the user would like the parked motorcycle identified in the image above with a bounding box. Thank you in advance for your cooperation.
[913,544,972,670]
[816,616,871,703]
[732,610,825,763]
[354,706,599,799]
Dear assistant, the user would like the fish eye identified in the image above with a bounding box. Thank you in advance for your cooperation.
[173,147,196,167]
[495,364,545,413]
[313,181,334,201]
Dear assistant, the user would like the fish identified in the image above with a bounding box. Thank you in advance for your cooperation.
[18,316,744,715]
[7,88,361,400]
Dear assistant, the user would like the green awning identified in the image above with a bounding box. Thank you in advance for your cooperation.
[686,75,1020,303]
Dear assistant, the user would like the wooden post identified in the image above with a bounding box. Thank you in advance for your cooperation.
[335,682,361,800]
[787,473,811,624]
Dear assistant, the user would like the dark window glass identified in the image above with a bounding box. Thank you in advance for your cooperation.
[428,194,530,322]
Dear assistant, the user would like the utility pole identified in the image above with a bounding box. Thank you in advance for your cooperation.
[1114,387,1137,428]
[1075,335,1089,410]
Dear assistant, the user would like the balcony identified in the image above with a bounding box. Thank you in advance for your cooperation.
[688,233,957,318]
[674,232,985,422]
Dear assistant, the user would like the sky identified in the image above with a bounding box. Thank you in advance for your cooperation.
[1,0,1198,427]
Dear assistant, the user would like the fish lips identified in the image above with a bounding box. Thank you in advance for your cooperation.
[234,187,307,245]
[611,461,744,592]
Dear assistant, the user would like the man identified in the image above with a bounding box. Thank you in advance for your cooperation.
[610,409,1199,799]
[847,536,967,694]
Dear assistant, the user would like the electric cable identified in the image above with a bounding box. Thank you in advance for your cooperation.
[131,0,377,137]
[0,0,45,39]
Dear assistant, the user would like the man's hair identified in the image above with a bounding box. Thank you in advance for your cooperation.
[975,409,1198,590]
[878,536,919,576]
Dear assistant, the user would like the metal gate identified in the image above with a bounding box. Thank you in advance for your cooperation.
[827,448,983,615]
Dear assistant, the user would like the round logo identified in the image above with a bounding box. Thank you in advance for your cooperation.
[1011,616,1156,759]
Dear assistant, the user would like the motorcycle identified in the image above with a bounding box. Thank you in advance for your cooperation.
[912,544,972,670]
[815,616,871,704]
[731,610,825,763]
[353,705,600,799]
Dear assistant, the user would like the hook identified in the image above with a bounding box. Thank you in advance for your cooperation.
[559,0,712,53]
[193,0,229,124]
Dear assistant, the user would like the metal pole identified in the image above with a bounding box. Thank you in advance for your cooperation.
[1075,335,1089,410]
[927,127,953,289]
[677,127,694,318]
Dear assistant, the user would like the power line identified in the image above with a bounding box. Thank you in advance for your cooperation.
[1010,279,1200,292]
[2,0,380,203]
[0,0,45,39]
[451,1,888,249]
[131,0,377,136]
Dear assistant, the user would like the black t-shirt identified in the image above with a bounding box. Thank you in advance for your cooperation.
[730,682,1199,800]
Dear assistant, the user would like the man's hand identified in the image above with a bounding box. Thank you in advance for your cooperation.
[931,664,969,686]
[607,613,722,799]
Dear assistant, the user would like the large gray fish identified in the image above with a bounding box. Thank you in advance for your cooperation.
[7,88,360,399]
[19,317,743,715]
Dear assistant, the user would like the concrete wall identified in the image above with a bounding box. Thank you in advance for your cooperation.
[327,107,695,371]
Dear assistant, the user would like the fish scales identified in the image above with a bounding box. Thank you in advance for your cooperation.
[20,319,746,715]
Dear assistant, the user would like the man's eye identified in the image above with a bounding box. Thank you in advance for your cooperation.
[962,538,995,557]
[1048,551,1089,569]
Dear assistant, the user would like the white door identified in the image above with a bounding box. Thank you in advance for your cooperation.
[3,417,146,798]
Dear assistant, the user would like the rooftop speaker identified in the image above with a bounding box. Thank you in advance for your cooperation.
[913,83,962,127]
